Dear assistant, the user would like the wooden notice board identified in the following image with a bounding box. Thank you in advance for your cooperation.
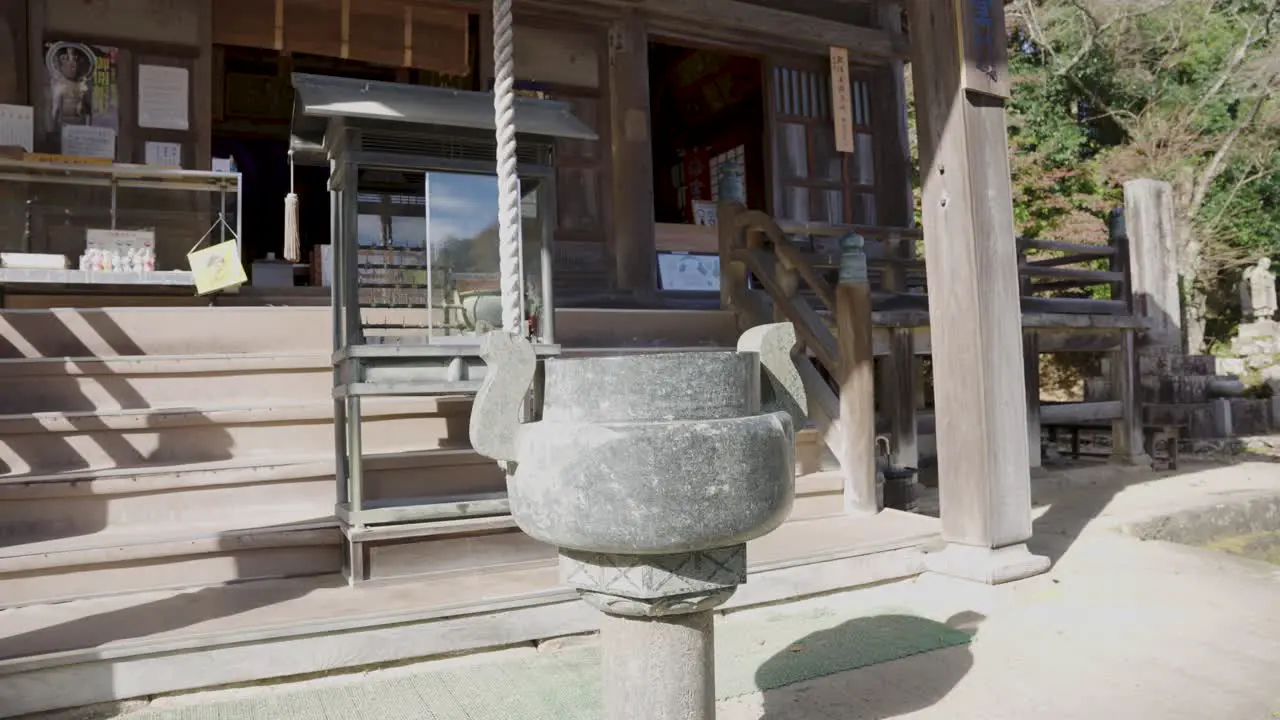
[957,0,1010,99]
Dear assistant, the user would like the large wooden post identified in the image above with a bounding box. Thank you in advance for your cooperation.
[875,4,920,472]
[837,235,880,514]
[880,236,919,471]
[1110,330,1151,465]
[1023,331,1042,470]
[608,12,657,295]
[1109,209,1151,465]
[906,0,1049,583]
[1017,246,1042,470]
[0,2,22,103]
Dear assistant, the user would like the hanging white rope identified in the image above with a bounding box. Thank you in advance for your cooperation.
[492,0,523,336]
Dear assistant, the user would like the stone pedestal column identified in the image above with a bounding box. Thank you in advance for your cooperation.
[563,547,745,720]
[601,611,715,719]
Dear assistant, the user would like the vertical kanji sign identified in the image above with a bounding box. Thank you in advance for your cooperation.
[829,46,854,153]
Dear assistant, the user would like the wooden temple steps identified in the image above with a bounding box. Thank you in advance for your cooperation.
[0,352,332,413]
[0,306,864,611]
[0,448,505,608]
[0,399,466,477]
[0,507,941,718]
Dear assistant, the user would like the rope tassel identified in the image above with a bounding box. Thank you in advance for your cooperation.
[283,149,301,263]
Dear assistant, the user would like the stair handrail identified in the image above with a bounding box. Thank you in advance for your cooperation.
[718,202,840,376]
[717,202,856,469]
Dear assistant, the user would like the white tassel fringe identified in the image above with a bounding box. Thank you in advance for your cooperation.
[284,192,300,263]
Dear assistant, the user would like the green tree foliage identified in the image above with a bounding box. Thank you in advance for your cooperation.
[1003,0,1280,350]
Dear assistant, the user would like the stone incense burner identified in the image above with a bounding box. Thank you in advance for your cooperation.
[470,322,807,720]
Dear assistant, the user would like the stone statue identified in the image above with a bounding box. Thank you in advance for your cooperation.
[1241,257,1278,322]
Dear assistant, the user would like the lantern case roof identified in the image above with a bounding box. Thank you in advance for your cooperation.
[290,73,599,149]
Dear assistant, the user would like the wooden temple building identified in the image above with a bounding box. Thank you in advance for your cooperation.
[0,0,1159,715]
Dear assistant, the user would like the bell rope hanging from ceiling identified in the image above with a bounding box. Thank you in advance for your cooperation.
[492,0,523,336]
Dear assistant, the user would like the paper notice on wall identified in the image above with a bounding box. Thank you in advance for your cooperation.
[693,201,718,227]
[145,141,182,167]
[0,105,34,152]
[138,64,189,131]
[61,124,116,160]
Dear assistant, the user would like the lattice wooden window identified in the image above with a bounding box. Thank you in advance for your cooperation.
[709,145,747,203]
[768,59,878,226]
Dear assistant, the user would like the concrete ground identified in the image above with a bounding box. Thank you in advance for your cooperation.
[120,460,1280,720]
[720,460,1280,720]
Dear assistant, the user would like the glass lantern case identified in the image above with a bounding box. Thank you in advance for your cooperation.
[290,73,597,574]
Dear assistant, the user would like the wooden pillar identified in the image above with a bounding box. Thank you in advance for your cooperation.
[906,0,1048,583]
[884,330,919,469]
[193,0,213,171]
[837,236,879,514]
[0,1,23,104]
[1108,208,1148,464]
[879,234,919,470]
[26,0,43,134]
[1111,330,1151,465]
[608,12,656,295]
[1018,244,1041,470]
[873,0,919,470]
[1023,330,1041,469]
[873,4,919,471]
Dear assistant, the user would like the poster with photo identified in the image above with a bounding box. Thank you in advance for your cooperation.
[42,41,120,158]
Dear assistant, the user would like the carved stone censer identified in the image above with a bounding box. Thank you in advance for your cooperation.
[471,323,807,720]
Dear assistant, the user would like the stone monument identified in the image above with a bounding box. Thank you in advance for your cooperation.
[471,323,807,720]
[1240,257,1277,323]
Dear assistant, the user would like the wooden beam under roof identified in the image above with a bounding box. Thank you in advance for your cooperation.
[461,0,907,59]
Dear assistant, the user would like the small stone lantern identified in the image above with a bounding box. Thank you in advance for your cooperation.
[471,323,807,720]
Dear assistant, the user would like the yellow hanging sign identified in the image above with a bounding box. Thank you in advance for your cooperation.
[187,239,247,295]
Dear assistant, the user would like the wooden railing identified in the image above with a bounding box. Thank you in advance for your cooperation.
[769,222,927,310]
[717,201,1145,489]
[1017,219,1132,316]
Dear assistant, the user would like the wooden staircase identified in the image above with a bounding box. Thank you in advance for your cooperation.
[0,308,509,608]
[0,306,758,606]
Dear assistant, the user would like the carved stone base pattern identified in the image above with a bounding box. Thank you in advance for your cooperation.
[579,588,737,618]
[560,545,747,601]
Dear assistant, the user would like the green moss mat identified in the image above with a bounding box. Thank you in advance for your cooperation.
[1204,530,1280,566]
[126,607,972,720]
